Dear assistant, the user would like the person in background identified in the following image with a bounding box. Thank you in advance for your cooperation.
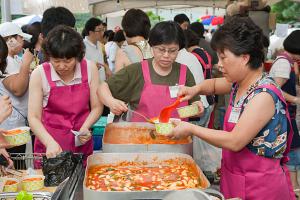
[0,22,33,158]
[174,13,190,30]
[103,30,114,45]
[82,18,112,82]
[40,6,76,64]
[104,30,115,72]
[102,23,107,34]
[28,25,102,164]
[98,21,203,122]
[0,35,16,169]
[189,22,218,66]
[184,29,215,120]
[269,30,300,198]
[23,22,43,69]
[168,16,295,200]
[113,30,126,48]
[41,6,75,38]
[115,9,152,72]
[105,30,126,74]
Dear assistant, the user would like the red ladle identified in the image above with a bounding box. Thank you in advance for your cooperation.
[159,96,183,123]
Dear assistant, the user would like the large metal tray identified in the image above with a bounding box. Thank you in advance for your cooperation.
[83,152,210,200]
[103,122,192,156]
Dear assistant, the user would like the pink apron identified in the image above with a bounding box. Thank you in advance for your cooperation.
[131,60,188,122]
[220,84,295,200]
[34,59,93,166]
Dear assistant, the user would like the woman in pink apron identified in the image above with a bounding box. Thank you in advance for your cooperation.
[168,16,296,199]
[28,26,102,165]
[98,21,203,122]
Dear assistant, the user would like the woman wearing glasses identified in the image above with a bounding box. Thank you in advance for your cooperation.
[167,17,295,199]
[98,21,203,122]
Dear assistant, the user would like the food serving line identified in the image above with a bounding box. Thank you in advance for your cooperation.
[0,103,225,199]
[80,121,224,200]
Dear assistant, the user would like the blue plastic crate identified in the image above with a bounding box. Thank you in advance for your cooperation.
[93,135,103,150]
[92,117,107,150]
[92,117,107,136]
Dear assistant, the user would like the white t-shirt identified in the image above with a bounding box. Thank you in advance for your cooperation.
[83,37,106,81]
[0,55,28,129]
[269,57,291,79]
[6,55,21,75]
[36,60,92,107]
[105,41,118,73]
[176,49,209,108]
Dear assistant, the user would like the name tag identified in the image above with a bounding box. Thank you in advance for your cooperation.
[169,85,180,98]
[228,107,241,123]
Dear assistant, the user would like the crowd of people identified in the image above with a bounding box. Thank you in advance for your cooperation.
[0,5,300,200]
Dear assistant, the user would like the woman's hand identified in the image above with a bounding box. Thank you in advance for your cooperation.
[22,49,34,68]
[178,86,199,102]
[45,140,62,158]
[167,119,193,140]
[0,148,14,175]
[192,101,205,117]
[78,128,92,145]
[108,98,128,115]
[0,95,12,123]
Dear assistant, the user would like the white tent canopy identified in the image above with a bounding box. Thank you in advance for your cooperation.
[89,0,227,16]
[88,0,285,16]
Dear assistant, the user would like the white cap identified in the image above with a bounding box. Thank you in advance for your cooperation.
[0,22,32,41]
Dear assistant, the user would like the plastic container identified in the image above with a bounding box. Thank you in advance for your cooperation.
[93,135,103,150]
[177,104,200,118]
[155,122,174,135]
[92,117,107,150]
[21,175,45,191]
[3,178,19,192]
[92,117,107,136]
[3,126,31,146]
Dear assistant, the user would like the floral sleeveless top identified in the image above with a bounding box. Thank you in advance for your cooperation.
[231,74,288,158]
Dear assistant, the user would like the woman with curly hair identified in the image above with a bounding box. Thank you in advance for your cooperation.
[168,16,295,199]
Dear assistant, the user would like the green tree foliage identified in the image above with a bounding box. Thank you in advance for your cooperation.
[74,13,93,33]
[272,0,300,23]
[146,11,164,26]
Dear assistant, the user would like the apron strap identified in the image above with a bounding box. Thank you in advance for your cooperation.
[80,59,88,83]
[42,62,56,88]
[178,64,187,85]
[141,60,151,83]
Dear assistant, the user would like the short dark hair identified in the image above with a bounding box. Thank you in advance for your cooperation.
[121,9,151,39]
[82,17,103,37]
[41,6,75,37]
[42,25,85,61]
[23,22,41,50]
[189,22,205,38]
[174,14,190,25]
[113,30,125,43]
[184,29,200,48]
[148,21,185,50]
[0,36,8,77]
[104,30,115,42]
[283,30,300,55]
[211,16,265,69]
